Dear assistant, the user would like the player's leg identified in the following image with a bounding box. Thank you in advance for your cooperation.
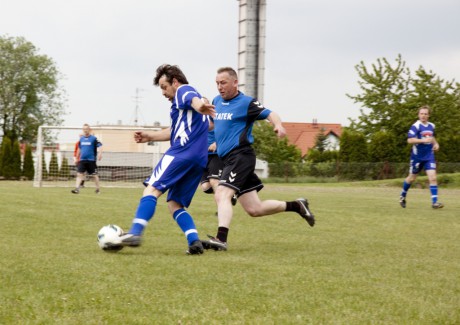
[93,175,101,193]
[201,184,235,251]
[215,185,237,228]
[168,201,203,255]
[238,190,284,217]
[426,166,444,209]
[71,161,86,194]
[86,161,100,194]
[237,181,315,227]
[165,159,205,254]
[400,160,420,208]
[120,155,185,247]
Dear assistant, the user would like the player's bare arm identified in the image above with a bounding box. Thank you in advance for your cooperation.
[74,148,80,165]
[191,97,216,117]
[97,147,103,161]
[432,138,440,151]
[267,111,286,138]
[407,137,434,144]
[134,127,171,143]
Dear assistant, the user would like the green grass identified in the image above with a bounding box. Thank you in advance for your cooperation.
[1,181,459,324]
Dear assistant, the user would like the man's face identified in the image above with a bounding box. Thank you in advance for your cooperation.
[82,125,90,136]
[418,108,430,123]
[216,72,238,100]
[159,76,177,102]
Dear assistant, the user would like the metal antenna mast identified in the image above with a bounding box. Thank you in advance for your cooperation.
[132,88,144,126]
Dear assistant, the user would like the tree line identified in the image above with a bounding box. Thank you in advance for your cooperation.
[1,34,459,181]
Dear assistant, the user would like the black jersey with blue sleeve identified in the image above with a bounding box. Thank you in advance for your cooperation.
[213,91,271,157]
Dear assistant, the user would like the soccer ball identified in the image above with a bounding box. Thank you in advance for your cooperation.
[97,224,124,252]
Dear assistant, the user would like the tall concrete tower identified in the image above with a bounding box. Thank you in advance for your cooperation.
[238,0,266,102]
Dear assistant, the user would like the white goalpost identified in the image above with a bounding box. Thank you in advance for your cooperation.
[33,125,165,188]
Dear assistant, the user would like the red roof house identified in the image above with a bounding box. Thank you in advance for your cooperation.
[283,120,342,156]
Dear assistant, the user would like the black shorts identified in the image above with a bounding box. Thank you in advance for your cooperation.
[200,154,224,184]
[77,160,98,175]
[219,146,263,196]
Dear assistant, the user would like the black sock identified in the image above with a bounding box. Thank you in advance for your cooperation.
[285,201,301,213]
[217,227,229,243]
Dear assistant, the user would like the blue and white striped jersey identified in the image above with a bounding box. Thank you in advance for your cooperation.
[166,84,209,167]
[408,120,435,161]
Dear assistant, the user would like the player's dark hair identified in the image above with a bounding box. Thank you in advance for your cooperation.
[217,67,238,79]
[153,64,188,86]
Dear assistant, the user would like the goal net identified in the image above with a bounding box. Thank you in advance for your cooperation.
[33,125,166,188]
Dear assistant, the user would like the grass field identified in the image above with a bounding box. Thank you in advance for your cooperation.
[1,181,459,324]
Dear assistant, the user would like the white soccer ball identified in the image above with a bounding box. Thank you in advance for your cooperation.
[97,224,124,252]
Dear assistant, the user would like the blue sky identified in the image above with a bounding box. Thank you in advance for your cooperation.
[1,0,459,127]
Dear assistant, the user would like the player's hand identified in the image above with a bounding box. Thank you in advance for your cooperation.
[433,142,440,151]
[208,142,217,152]
[200,103,216,118]
[134,131,150,143]
[422,137,434,144]
[98,153,102,161]
[274,124,287,138]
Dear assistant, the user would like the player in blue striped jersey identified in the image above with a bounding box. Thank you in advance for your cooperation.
[118,64,215,254]
[202,67,315,251]
[400,106,444,209]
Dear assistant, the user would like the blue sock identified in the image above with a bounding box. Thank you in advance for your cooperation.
[128,195,157,235]
[430,185,438,204]
[173,209,199,245]
[401,181,411,197]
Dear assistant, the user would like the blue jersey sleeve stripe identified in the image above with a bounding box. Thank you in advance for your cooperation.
[181,91,199,108]
[257,108,271,120]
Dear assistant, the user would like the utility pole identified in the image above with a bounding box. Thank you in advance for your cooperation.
[132,88,144,126]
[238,0,266,102]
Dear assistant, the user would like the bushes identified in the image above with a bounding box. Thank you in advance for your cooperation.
[22,145,35,180]
[0,136,35,180]
[1,137,21,179]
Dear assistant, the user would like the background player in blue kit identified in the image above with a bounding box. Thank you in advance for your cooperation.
[400,106,444,209]
[202,67,315,251]
[118,64,215,255]
[71,124,103,194]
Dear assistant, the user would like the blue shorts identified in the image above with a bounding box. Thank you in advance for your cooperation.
[409,158,436,174]
[146,154,204,208]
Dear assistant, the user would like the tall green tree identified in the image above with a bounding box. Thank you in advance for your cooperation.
[0,35,66,143]
[22,144,35,180]
[41,152,48,179]
[59,157,71,179]
[48,151,59,178]
[406,68,460,141]
[1,136,21,179]
[313,129,328,153]
[10,139,22,179]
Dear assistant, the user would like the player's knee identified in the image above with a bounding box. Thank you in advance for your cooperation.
[244,205,262,217]
[215,191,232,205]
